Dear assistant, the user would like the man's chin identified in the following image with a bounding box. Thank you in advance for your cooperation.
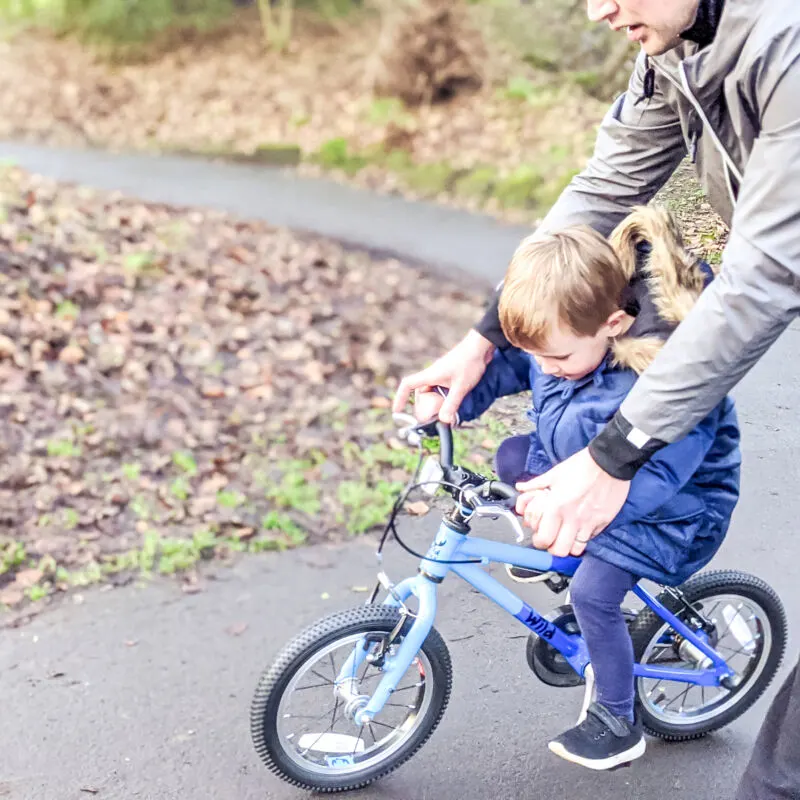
[640,35,684,57]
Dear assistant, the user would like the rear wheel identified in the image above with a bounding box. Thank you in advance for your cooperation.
[250,605,452,792]
[630,570,786,741]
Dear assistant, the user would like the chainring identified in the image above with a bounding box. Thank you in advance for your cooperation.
[525,604,585,688]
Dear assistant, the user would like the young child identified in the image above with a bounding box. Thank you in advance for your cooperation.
[415,206,741,770]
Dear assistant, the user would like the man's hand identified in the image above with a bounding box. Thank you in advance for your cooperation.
[393,330,495,424]
[515,448,631,557]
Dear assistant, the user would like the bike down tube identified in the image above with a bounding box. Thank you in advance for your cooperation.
[452,561,587,673]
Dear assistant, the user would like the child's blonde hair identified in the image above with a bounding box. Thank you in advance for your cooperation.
[498,226,630,352]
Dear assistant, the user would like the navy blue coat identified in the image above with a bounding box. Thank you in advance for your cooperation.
[458,346,741,586]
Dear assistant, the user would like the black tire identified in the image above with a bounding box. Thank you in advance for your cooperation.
[250,604,452,792]
[630,570,787,741]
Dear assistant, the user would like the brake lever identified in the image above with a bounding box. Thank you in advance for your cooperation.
[462,489,526,543]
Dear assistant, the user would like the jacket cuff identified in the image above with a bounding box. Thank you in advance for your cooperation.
[474,289,511,350]
[588,411,667,481]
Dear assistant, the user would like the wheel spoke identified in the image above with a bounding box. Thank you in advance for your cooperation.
[664,684,691,712]
[309,669,335,686]
[294,681,335,691]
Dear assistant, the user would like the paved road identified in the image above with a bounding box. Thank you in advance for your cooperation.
[1,142,799,799]
[3,324,800,800]
[0,140,531,288]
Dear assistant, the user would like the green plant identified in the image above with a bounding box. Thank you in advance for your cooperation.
[130,494,151,520]
[169,477,191,501]
[55,299,80,320]
[367,97,412,127]
[314,138,366,176]
[337,480,402,534]
[217,490,245,509]
[404,162,455,198]
[172,450,198,476]
[454,166,498,201]
[1,541,26,574]
[27,584,49,602]
[267,462,320,515]
[261,510,307,546]
[257,0,294,51]
[0,0,235,50]
[47,438,81,458]
[124,251,157,273]
[122,462,141,481]
[502,76,537,101]
[494,164,544,209]
[62,508,79,530]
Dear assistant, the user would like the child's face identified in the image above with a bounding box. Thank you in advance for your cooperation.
[527,312,630,381]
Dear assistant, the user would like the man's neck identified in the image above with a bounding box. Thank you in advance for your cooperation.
[680,0,726,47]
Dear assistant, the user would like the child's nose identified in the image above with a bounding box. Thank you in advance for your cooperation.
[538,359,560,376]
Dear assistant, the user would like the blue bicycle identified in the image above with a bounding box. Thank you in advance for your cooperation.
[251,415,787,792]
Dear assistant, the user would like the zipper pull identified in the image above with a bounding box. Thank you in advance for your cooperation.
[634,55,656,106]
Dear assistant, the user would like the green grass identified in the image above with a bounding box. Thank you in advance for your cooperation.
[267,461,321,515]
[337,480,402,534]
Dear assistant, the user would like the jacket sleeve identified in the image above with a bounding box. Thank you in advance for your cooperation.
[592,49,800,479]
[581,401,721,525]
[457,347,531,423]
[475,51,688,349]
[613,408,720,525]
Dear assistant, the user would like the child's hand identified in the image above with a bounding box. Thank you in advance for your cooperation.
[413,390,445,422]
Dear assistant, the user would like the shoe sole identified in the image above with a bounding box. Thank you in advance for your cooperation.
[504,565,556,584]
[547,737,646,771]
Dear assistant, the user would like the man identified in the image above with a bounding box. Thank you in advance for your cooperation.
[394,0,800,795]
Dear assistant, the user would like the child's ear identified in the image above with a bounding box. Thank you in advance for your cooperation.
[605,309,631,337]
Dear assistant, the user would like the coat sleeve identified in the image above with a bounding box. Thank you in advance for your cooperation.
[612,408,721,526]
[457,347,531,423]
[603,48,800,458]
[475,51,688,348]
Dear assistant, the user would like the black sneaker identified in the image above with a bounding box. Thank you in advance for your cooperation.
[548,702,645,771]
[505,545,555,583]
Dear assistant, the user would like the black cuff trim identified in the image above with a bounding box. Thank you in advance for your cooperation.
[474,289,511,350]
[588,412,667,481]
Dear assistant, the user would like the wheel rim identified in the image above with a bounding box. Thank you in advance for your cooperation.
[636,592,773,727]
[275,632,434,776]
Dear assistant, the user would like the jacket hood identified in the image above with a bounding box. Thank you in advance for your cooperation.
[607,206,709,375]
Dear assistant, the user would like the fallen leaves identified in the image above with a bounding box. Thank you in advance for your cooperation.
[0,165,488,611]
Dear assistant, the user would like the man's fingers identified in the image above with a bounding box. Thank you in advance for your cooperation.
[549,517,580,558]
[569,537,589,557]
[392,375,421,413]
[532,506,562,551]
[519,473,554,492]
[438,380,465,424]
[523,501,543,534]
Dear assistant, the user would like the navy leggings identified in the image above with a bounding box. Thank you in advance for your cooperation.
[496,435,639,721]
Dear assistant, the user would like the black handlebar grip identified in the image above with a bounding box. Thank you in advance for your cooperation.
[488,481,520,503]
[436,421,454,468]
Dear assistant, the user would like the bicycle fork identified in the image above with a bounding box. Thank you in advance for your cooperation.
[335,574,437,727]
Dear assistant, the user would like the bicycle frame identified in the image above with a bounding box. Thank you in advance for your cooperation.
[338,514,737,726]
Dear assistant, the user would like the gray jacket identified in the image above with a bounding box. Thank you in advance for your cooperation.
[533,0,800,447]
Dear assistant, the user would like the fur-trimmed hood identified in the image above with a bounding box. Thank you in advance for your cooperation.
[608,205,712,375]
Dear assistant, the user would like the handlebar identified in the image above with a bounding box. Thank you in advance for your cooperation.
[393,412,521,505]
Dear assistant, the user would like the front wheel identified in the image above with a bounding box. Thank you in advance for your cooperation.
[630,570,787,741]
[250,604,452,792]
